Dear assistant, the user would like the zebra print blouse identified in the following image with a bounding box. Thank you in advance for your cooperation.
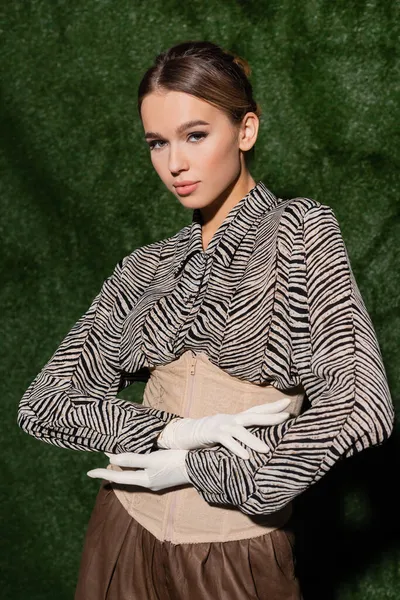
[17,181,394,516]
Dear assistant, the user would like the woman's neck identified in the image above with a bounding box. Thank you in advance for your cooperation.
[200,173,256,251]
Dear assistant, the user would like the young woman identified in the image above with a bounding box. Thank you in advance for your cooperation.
[18,40,394,600]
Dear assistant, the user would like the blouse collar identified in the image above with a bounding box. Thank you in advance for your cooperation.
[173,181,281,276]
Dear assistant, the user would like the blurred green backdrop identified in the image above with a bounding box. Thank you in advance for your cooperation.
[1,1,399,599]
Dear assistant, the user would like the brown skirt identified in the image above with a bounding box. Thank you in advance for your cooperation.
[75,479,303,600]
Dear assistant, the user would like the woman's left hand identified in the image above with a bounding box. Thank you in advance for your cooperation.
[87,449,191,491]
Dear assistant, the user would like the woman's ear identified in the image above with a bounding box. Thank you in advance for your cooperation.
[238,112,259,152]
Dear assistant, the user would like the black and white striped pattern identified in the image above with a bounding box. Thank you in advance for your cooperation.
[17,181,394,515]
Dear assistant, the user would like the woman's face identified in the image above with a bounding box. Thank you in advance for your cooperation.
[140,90,256,211]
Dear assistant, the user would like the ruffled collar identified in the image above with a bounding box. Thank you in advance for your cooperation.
[173,181,281,276]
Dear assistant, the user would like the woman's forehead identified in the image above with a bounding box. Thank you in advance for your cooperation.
[141,91,225,131]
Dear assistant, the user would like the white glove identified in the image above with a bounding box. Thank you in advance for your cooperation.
[87,449,190,492]
[157,397,292,459]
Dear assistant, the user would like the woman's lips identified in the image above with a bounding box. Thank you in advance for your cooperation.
[174,182,200,195]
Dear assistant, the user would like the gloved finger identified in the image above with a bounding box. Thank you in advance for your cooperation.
[238,398,292,415]
[225,425,270,453]
[218,434,251,460]
[235,411,290,427]
[87,468,150,487]
[104,452,152,468]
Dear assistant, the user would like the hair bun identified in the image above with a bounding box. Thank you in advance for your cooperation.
[232,55,252,78]
[222,48,253,78]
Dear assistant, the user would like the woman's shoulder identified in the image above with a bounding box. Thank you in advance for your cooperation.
[278,194,328,215]
[269,194,337,229]
[117,224,191,271]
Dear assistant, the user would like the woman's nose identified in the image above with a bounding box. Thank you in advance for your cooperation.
[168,143,189,173]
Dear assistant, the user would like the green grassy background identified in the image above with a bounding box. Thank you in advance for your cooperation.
[1,1,399,598]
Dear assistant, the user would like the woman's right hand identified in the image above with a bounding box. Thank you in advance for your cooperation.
[157,398,292,459]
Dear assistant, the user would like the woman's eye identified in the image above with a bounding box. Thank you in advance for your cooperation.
[148,132,207,151]
[188,132,208,143]
[149,140,166,151]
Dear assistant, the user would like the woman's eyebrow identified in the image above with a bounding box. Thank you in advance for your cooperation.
[144,120,210,140]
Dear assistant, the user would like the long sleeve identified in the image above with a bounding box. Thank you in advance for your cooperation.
[184,203,395,515]
[17,251,181,453]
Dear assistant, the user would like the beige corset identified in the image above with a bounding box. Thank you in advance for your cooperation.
[107,350,305,544]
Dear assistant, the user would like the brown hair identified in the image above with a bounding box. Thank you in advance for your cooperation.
[137,40,261,165]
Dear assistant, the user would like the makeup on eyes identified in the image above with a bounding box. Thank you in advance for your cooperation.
[148,131,208,151]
